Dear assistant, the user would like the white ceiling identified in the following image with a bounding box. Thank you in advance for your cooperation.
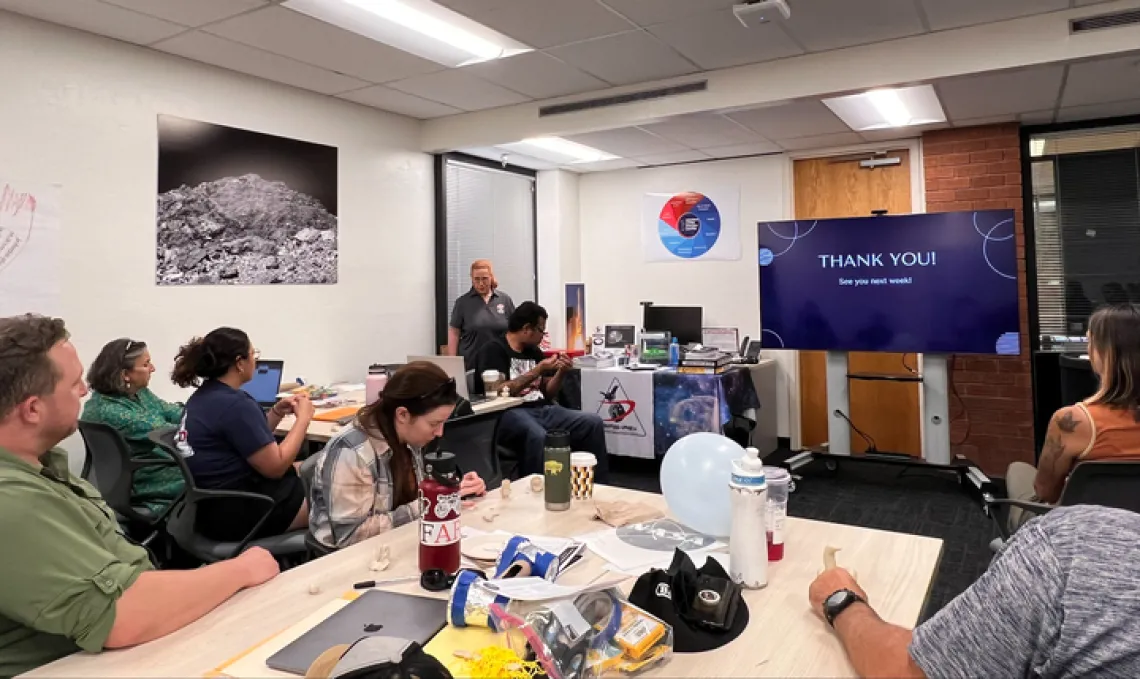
[2,0,1139,170]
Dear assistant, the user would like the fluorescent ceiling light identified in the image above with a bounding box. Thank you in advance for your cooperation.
[1030,139,1046,157]
[823,85,946,131]
[283,0,531,67]
[500,137,619,165]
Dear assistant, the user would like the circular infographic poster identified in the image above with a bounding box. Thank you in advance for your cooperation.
[657,192,721,259]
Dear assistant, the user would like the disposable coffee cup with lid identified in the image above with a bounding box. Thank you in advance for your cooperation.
[570,452,598,500]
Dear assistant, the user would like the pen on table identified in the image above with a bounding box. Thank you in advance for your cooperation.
[354,575,419,589]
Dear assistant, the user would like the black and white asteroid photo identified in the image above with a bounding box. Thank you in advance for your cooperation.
[156,115,338,286]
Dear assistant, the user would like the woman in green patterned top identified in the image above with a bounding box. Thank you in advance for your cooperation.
[81,339,185,513]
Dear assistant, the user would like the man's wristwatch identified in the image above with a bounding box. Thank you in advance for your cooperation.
[823,589,865,627]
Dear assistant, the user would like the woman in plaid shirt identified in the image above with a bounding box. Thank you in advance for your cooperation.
[307,362,486,550]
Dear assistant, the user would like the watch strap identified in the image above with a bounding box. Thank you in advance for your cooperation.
[824,589,865,627]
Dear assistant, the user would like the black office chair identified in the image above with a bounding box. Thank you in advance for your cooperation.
[1058,354,1098,407]
[77,420,180,549]
[427,410,505,490]
[148,428,307,564]
[984,460,1140,544]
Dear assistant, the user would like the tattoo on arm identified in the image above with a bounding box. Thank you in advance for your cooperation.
[1056,410,1080,433]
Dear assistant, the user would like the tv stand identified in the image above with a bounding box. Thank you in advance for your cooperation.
[786,351,995,500]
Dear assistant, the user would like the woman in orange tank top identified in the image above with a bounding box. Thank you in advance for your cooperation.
[1006,304,1140,531]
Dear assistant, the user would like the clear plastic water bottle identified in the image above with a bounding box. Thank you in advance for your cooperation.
[668,337,681,367]
[729,447,768,589]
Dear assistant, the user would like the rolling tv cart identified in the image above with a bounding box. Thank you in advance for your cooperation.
[783,351,996,502]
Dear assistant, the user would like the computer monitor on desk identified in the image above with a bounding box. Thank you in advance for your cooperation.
[643,305,703,345]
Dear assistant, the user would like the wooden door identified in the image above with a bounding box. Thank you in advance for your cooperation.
[795,150,922,455]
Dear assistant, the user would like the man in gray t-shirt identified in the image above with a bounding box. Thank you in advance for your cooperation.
[808,505,1140,678]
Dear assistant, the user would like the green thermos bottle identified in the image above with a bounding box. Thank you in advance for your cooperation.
[544,430,571,511]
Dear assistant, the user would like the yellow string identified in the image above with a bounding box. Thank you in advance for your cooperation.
[454,645,543,679]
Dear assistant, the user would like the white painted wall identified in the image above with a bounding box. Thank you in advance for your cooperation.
[0,13,434,468]
[575,156,797,438]
[536,170,581,348]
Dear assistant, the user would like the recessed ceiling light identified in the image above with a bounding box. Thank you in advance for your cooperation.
[499,137,620,165]
[283,0,531,67]
[822,85,946,131]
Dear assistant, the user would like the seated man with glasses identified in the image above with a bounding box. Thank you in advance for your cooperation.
[306,362,486,551]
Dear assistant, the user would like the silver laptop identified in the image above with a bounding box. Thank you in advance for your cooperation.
[265,590,447,675]
[407,354,472,400]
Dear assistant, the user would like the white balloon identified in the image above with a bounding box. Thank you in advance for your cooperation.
[659,432,744,537]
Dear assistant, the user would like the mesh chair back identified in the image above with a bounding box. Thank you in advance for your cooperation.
[1060,460,1140,513]
[77,421,134,517]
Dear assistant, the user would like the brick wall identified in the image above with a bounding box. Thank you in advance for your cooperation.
[922,123,1034,476]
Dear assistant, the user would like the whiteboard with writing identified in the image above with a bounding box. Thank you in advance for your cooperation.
[0,180,62,317]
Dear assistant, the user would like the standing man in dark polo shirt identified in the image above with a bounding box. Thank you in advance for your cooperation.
[448,259,516,370]
[0,315,279,676]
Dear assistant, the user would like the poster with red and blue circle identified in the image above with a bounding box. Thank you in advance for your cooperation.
[642,188,740,262]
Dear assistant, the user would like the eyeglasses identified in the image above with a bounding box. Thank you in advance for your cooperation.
[413,377,457,402]
[250,349,261,360]
[123,340,140,356]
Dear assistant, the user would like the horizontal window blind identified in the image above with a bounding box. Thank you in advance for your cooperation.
[1031,131,1140,345]
[444,159,536,317]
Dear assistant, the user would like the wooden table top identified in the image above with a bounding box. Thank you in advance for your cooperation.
[274,390,524,443]
[24,482,942,678]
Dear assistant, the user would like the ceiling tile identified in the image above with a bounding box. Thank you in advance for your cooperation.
[386,70,529,111]
[570,157,644,172]
[460,52,607,99]
[778,132,864,151]
[153,31,371,94]
[780,0,924,52]
[599,0,738,27]
[701,141,783,158]
[639,113,765,149]
[1061,55,1140,108]
[646,9,802,70]
[337,85,462,119]
[1056,98,1140,124]
[1019,110,1056,125]
[444,0,635,49]
[205,6,443,84]
[0,0,185,44]
[859,125,944,143]
[919,0,1069,31]
[937,65,1065,122]
[100,0,269,27]
[565,127,688,157]
[547,31,698,87]
[635,150,711,165]
[727,100,850,140]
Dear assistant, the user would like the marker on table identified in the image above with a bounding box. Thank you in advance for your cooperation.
[353,575,420,589]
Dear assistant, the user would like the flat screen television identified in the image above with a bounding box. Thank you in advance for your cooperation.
[758,210,1020,355]
[643,305,703,345]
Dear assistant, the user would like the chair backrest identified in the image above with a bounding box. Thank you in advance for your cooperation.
[1060,460,1140,512]
[1058,354,1099,406]
[433,410,504,489]
[77,421,135,516]
[149,426,213,550]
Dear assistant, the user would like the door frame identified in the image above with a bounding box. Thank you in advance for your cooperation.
[777,138,927,452]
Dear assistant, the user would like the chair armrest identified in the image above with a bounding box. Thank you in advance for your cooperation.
[983,496,1054,516]
[192,489,277,555]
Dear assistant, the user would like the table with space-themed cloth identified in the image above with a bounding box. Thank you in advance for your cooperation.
[567,366,761,459]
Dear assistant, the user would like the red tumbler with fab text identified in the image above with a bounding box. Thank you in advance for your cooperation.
[419,451,462,574]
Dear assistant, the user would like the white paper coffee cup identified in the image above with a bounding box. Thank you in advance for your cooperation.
[570,452,597,500]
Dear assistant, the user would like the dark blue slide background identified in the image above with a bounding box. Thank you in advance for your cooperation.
[758,211,1020,355]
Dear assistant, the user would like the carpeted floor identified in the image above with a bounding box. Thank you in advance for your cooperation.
[607,451,998,622]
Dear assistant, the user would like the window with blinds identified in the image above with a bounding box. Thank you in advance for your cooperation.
[441,157,536,335]
[1029,124,1140,351]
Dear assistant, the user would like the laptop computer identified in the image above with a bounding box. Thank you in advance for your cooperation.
[265,590,447,676]
[406,355,486,404]
[241,359,284,409]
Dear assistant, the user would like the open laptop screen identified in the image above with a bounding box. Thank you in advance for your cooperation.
[242,360,284,407]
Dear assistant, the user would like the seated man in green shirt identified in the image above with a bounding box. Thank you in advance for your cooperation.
[0,314,281,676]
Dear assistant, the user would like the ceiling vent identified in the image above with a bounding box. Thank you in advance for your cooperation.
[1070,8,1140,34]
[539,80,707,117]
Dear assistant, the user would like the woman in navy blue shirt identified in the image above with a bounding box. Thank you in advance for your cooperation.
[171,327,314,542]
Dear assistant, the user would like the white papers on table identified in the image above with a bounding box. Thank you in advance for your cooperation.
[580,524,725,573]
[479,575,629,601]
[603,551,729,577]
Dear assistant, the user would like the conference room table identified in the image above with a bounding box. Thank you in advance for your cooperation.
[24,483,943,678]
[274,389,524,443]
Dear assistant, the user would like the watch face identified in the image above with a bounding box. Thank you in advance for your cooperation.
[825,590,850,608]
